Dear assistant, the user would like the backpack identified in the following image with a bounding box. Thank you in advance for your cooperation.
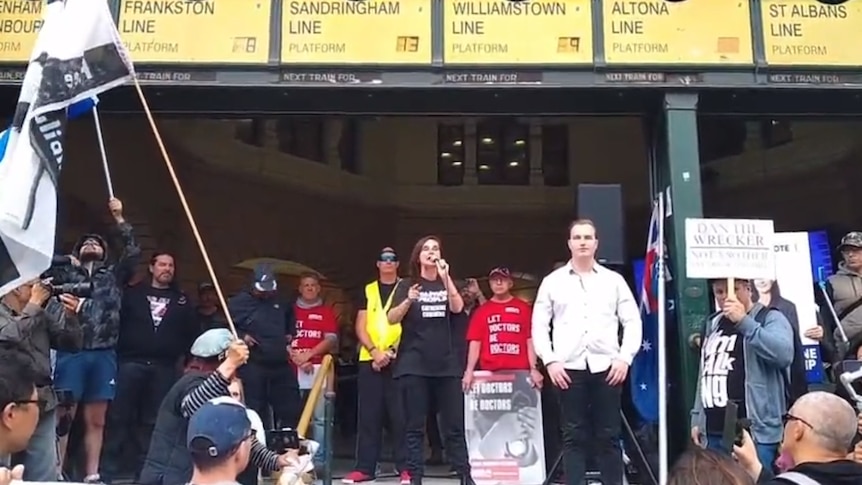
[754,307,808,407]
[776,471,821,485]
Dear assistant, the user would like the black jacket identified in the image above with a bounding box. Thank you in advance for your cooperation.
[228,290,295,363]
[758,459,862,484]
[117,283,196,363]
[49,225,140,350]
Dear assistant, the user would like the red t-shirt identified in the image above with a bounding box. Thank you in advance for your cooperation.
[465,298,533,371]
[292,304,338,364]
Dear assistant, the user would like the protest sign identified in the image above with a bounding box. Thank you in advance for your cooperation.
[465,370,545,485]
[685,218,775,281]
[768,232,824,383]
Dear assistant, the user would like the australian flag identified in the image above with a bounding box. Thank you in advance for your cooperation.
[630,200,663,424]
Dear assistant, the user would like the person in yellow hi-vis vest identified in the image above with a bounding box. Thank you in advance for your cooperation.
[343,248,410,485]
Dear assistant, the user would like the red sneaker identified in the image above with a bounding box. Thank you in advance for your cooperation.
[342,470,375,483]
[400,470,412,485]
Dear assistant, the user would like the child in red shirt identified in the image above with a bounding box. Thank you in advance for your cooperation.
[462,267,543,391]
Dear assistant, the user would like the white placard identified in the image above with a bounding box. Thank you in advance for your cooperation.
[298,364,322,390]
[465,370,546,485]
[685,218,775,280]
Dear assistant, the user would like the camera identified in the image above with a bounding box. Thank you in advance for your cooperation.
[266,428,300,454]
[45,281,92,298]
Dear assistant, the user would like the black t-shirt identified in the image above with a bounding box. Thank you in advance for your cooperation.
[701,317,747,434]
[360,281,397,310]
[391,277,463,378]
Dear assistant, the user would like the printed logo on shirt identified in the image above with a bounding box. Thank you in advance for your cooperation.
[488,314,522,356]
[296,328,323,339]
[147,296,171,328]
[700,330,738,409]
[419,290,448,319]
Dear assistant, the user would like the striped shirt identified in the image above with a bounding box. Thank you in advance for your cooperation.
[181,371,280,472]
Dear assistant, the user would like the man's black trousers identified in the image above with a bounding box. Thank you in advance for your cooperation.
[102,360,177,481]
[559,368,623,485]
[240,360,302,429]
[398,375,470,478]
[354,363,405,475]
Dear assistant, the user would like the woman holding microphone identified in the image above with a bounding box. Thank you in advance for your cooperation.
[386,235,473,485]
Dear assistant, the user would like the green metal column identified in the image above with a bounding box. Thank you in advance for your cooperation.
[651,92,711,452]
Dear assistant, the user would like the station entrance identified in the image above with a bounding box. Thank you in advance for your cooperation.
[2,84,861,483]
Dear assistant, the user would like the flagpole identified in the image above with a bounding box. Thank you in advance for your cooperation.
[92,106,115,199]
[131,78,239,339]
[656,195,668,485]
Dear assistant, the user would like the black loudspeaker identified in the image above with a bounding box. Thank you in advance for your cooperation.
[577,184,625,266]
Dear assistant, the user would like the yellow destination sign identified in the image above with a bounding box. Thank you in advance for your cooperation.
[282,0,431,64]
[444,0,592,65]
[0,0,43,63]
[119,0,270,64]
[602,0,753,65]
[761,0,862,66]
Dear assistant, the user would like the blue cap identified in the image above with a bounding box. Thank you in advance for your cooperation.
[187,398,252,458]
[190,328,233,358]
[253,264,277,292]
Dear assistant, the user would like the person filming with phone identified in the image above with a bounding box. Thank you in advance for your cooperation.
[733,391,862,484]
[0,279,83,480]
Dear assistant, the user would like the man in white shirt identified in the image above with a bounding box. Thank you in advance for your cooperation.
[532,219,642,485]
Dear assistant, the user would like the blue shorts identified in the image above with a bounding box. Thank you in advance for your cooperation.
[54,349,117,403]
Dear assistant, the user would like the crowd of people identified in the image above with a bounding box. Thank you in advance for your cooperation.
[1,198,862,485]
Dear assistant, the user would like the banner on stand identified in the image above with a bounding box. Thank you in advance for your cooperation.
[465,370,546,485]
[769,232,824,383]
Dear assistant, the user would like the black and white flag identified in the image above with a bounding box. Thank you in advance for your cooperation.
[0,0,134,297]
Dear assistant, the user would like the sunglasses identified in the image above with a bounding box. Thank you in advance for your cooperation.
[378,253,398,263]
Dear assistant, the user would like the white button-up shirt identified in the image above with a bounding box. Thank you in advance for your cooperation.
[531,262,642,373]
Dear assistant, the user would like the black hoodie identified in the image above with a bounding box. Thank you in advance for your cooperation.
[228,289,295,363]
[758,459,862,484]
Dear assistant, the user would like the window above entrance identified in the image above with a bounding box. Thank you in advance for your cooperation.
[438,124,466,186]
[276,117,325,163]
[476,119,529,186]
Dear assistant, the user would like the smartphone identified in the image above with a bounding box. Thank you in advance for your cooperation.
[722,401,739,451]
[266,427,300,453]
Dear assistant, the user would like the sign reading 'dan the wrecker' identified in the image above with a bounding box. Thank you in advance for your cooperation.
[760,0,862,67]
[0,0,43,63]
[281,0,431,64]
[119,0,271,64]
[443,0,593,65]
